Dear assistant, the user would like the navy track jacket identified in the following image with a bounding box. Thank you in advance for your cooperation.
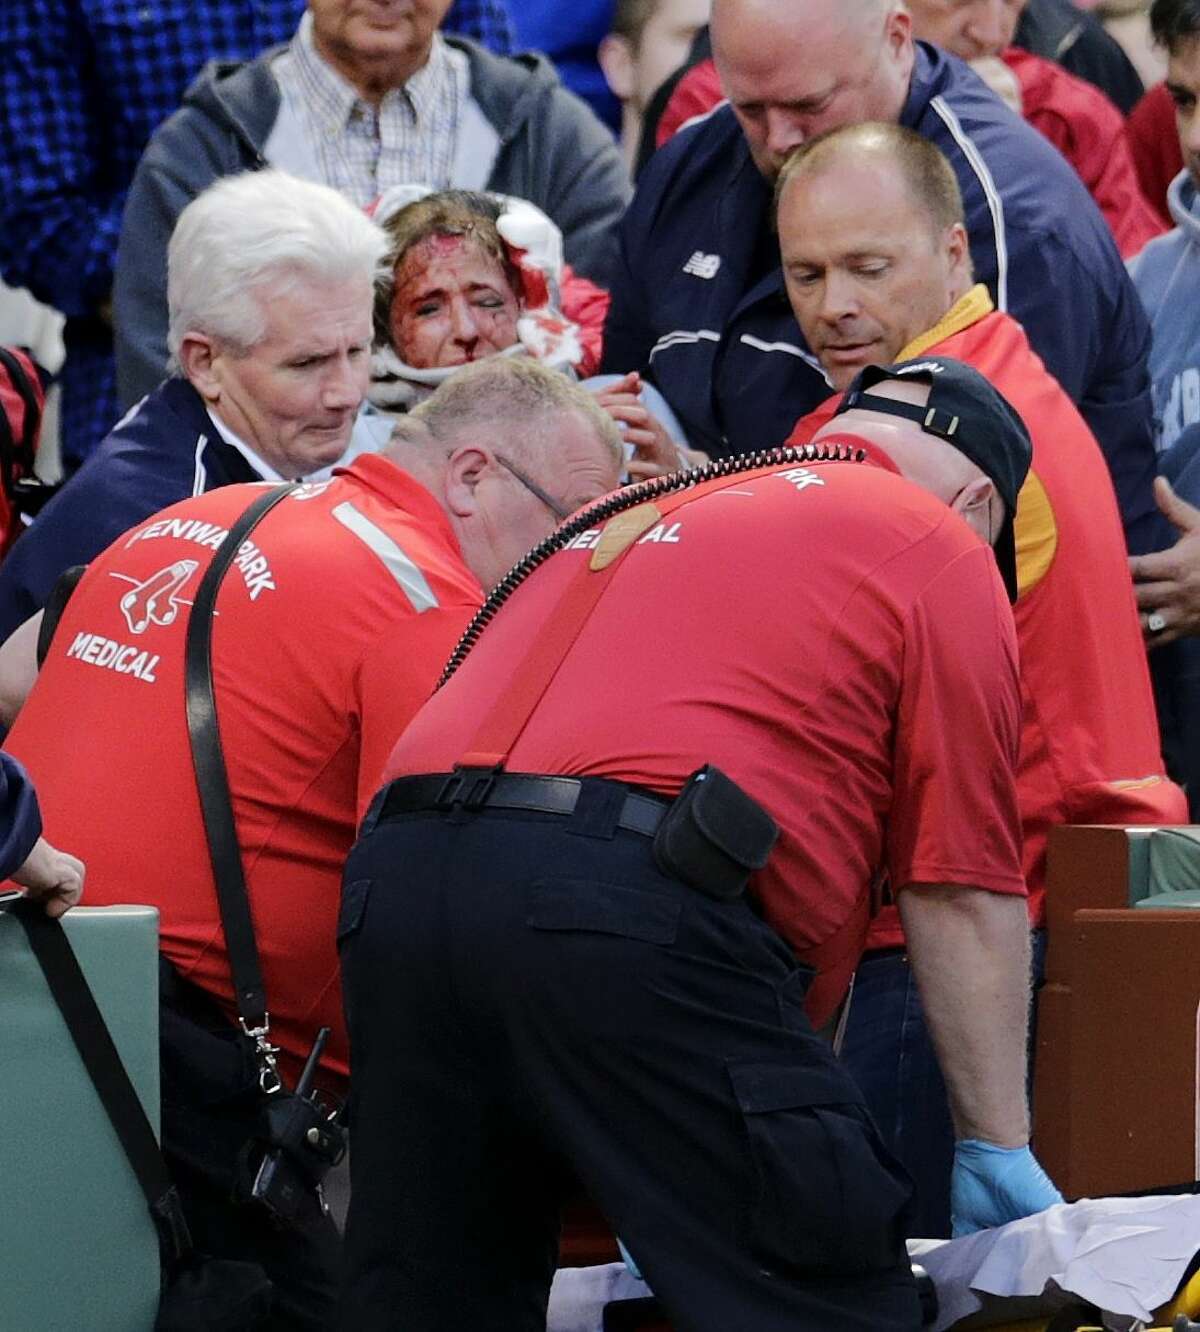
[0,378,259,646]
[601,44,1163,552]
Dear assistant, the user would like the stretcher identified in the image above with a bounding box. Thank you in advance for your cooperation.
[573,1262,1200,1332]
[960,1263,1200,1331]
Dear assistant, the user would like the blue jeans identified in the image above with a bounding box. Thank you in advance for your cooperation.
[839,932,1046,1240]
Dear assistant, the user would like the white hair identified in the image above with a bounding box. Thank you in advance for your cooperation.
[166,170,389,361]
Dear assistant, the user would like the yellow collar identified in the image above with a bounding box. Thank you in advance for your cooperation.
[897,284,994,360]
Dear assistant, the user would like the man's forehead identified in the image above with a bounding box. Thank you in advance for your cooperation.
[714,0,864,93]
[1167,35,1200,89]
[254,290,372,354]
[779,159,927,250]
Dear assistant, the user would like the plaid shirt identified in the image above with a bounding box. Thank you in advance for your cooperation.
[0,0,513,467]
[276,19,468,205]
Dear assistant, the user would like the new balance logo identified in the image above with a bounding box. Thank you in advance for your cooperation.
[682,251,721,280]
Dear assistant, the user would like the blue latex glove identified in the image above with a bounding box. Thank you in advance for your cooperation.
[617,1238,643,1282]
[951,1139,1064,1237]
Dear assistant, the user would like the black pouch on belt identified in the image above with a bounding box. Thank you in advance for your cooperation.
[652,765,779,901]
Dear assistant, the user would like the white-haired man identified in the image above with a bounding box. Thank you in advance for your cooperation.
[0,170,386,648]
[600,0,1164,555]
[0,354,624,1329]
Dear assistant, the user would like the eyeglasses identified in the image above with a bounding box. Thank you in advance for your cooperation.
[495,453,573,523]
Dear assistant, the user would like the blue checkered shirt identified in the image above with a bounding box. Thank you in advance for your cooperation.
[0,0,513,467]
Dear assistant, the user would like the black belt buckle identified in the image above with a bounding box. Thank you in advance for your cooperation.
[436,764,502,812]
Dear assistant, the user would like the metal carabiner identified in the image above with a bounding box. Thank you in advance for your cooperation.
[240,1015,283,1095]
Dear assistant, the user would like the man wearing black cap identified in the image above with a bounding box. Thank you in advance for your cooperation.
[337,357,1060,1332]
[782,122,1186,1239]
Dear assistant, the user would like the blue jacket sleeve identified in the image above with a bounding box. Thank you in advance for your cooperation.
[0,0,124,315]
[0,752,42,882]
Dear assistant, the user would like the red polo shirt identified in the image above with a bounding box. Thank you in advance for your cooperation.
[789,298,1187,945]
[7,456,482,1084]
[385,457,1026,989]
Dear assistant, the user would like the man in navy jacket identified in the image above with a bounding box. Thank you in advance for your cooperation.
[601,0,1162,552]
[0,169,388,647]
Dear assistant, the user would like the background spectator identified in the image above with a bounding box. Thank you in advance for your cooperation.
[602,0,1164,553]
[1128,80,1185,222]
[598,0,712,170]
[1098,0,1169,90]
[113,0,629,409]
[902,0,1164,257]
[511,0,622,130]
[0,0,514,472]
[653,1,1162,258]
[1016,0,1146,109]
[0,171,387,649]
[1128,0,1200,452]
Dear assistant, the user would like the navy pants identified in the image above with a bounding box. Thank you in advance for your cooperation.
[840,932,1047,1240]
[338,788,921,1331]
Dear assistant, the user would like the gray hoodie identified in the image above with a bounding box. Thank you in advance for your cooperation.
[1128,168,1200,452]
[112,36,629,409]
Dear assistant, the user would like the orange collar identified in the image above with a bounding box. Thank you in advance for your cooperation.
[897,284,994,360]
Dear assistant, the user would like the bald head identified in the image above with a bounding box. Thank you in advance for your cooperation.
[711,0,914,179]
[777,122,966,234]
[385,357,623,592]
[813,378,1001,547]
[776,124,973,389]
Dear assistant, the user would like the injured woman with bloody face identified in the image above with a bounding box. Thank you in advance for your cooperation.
[369,187,701,477]
[369,187,605,408]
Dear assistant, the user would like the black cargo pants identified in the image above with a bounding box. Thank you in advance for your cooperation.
[338,779,921,1332]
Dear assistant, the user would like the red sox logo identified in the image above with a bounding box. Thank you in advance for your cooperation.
[117,560,199,634]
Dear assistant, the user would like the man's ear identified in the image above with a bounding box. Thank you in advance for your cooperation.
[951,476,998,541]
[443,445,491,519]
[598,33,637,102]
[884,3,913,56]
[178,333,222,403]
[945,221,971,287]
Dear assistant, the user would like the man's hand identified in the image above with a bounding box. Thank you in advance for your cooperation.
[12,836,84,917]
[587,373,693,479]
[902,885,1063,1233]
[1129,476,1200,646]
[951,1139,1063,1237]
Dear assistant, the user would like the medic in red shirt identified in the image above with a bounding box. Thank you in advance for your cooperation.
[338,358,1060,1332]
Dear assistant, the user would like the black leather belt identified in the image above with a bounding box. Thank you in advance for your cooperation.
[377,770,670,838]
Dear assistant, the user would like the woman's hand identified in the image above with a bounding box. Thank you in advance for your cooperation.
[588,373,705,479]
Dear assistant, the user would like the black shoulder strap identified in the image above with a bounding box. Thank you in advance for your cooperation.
[37,564,88,667]
[183,483,297,1065]
[5,896,193,1263]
